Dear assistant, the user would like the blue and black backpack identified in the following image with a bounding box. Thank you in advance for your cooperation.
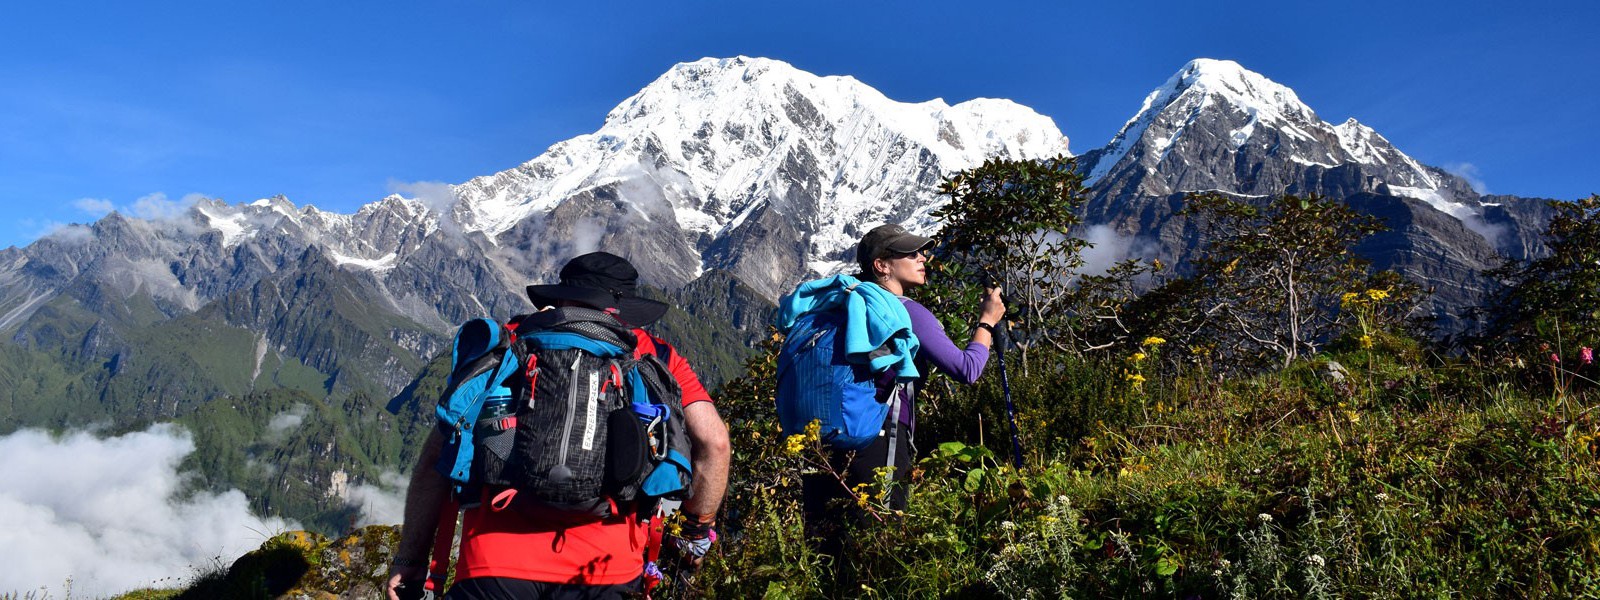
[433,307,694,517]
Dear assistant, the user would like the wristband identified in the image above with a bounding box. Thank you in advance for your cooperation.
[975,321,995,334]
[679,518,715,540]
[391,556,425,568]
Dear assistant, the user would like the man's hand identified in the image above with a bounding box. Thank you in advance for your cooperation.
[669,521,718,569]
[385,565,428,600]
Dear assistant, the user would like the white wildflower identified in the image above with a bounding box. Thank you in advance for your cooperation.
[1375,492,1389,502]
[1001,520,1016,531]
[1306,554,1326,567]
[1258,513,1273,523]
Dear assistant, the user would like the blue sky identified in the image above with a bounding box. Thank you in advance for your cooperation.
[2,1,1595,249]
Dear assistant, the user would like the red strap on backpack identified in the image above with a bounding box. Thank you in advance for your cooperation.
[646,509,666,564]
[641,505,667,597]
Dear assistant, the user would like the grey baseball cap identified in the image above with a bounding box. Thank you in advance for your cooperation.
[856,223,934,269]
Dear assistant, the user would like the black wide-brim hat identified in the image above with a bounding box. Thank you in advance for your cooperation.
[526,251,670,327]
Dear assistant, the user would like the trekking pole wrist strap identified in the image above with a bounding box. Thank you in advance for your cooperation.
[975,321,995,334]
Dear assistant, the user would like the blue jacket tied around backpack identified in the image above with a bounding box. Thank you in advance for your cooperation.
[775,275,920,379]
[774,275,920,449]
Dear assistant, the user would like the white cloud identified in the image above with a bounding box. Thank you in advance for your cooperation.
[267,404,310,438]
[103,258,201,310]
[129,192,202,221]
[343,470,409,527]
[387,180,457,216]
[0,425,298,598]
[1444,162,1489,195]
[1462,214,1509,248]
[1076,224,1158,277]
[388,179,461,237]
[18,193,210,248]
[73,198,115,216]
[566,217,607,257]
[31,221,93,245]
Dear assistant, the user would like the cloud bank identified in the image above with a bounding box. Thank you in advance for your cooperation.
[1077,224,1159,277]
[0,425,298,598]
[343,470,409,528]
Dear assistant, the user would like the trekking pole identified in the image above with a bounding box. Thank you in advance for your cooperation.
[995,317,1023,470]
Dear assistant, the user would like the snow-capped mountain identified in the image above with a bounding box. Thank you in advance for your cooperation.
[1082,59,1478,214]
[449,56,1069,297]
[1076,58,1553,328]
[0,57,1072,415]
[0,56,1562,413]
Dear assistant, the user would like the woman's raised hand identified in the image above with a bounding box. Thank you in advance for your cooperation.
[980,286,1006,325]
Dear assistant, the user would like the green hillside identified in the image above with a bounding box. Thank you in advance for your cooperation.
[121,179,1600,598]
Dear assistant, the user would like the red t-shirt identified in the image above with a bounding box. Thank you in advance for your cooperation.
[455,329,711,584]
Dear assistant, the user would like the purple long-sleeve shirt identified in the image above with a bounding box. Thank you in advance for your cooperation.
[880,297,991,429]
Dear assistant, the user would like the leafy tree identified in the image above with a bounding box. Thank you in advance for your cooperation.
[926,155,1091,359]
[1064,257,1173,353]
[1178,192,1391,369]
[1482,195,1600,356]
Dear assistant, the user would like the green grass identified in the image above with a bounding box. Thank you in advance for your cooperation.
[698,340,1600,598]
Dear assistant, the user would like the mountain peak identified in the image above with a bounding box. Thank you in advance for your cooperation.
[1089,59,1318,184]
[1083,58,1476,219]
[454,56,1069,285]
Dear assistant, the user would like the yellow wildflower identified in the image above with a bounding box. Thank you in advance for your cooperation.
[1340,292,1361,308]
[1142,336,1167,347]
[1123,371,1146,385]
[1359,334,1374,349]
[1345,410,1361,424]
[804,419,822,443]
[785,434,806,455]
[1365,288,1390,301]
[1128,352,1147,363]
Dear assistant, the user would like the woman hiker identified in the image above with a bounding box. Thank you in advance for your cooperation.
[798,223,1006,583]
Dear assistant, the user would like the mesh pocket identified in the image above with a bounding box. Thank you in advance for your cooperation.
[473,416,518,487]
[604,407,648,497]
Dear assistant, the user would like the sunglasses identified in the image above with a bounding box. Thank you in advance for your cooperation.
[885,249,931,260]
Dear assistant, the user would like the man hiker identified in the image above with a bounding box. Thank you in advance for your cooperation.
[387,251,731,600]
